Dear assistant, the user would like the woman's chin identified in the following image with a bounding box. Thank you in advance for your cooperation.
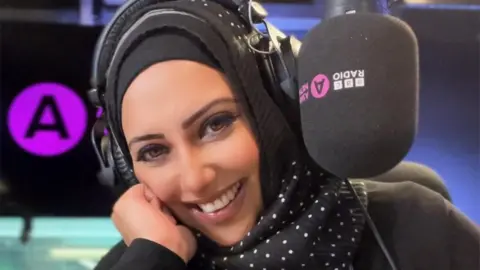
[198,222,256,247]
[209,232,248,247]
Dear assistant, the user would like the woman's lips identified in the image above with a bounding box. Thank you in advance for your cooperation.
[191,179,247,225]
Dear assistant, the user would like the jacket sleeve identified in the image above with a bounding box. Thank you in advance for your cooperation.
[447,202,480,269]
[94,239,187,270]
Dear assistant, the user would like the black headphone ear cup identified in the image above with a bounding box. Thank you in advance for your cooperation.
[111,139,139,186]
[92,0,153,189]
[96,136,131,196]
[96,136,116,187]
[101,136,114,165]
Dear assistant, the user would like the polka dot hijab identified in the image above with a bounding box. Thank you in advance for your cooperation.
[192,160,367,270]
[105,1,368,269]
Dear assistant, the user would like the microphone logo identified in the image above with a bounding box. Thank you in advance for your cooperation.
[299,70,366,104]
[311,74,331,99]
[299,74,331,104]
[332,70,365,90]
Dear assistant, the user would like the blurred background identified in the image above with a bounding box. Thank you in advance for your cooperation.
[0,0,479,269]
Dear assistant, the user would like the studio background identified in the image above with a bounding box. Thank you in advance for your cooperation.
[0,2,478,269]
[0,2,478,223]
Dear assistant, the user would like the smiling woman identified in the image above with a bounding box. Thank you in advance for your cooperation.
[95,2,371,268]
[121,59,263,247]
[90,0,480,270]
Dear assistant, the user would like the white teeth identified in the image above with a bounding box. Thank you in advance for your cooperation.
[198,182,240,213]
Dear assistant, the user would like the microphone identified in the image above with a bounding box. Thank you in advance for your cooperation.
[323,0,388,19]
[298,13,419,179]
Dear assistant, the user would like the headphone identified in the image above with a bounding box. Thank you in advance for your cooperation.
[87,1,398,269]
[88,0,301,190]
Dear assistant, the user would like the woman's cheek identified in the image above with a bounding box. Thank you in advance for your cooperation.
[210,125,259,171]
[134,165,178,202]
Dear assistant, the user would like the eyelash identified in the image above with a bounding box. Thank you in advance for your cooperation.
[136,112,239,162]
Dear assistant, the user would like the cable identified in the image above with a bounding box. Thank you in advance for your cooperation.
[345,179,399,270]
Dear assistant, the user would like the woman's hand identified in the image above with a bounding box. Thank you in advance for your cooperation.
[111,184,197,263]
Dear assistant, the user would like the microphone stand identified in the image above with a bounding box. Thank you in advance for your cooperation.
[0,193,33,245]
[93,0,103,21]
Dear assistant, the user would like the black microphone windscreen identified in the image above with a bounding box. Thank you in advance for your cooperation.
[298,14,419,179]
[324,0,388,19]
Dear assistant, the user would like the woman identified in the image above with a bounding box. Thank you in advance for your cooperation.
[94,1,480,269]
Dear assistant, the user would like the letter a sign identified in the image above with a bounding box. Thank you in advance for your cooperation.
[7,82,87,157]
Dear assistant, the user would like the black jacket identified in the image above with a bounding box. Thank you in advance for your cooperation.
[94,181,480,270]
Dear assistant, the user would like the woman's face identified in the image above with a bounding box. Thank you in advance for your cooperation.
[121,60,263,246]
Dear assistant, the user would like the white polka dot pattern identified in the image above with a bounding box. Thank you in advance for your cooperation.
[162,1,370,269]
[190,158,367,270]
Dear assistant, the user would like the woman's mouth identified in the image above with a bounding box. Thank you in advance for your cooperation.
[198,182,241,213]
[191,179,246,224]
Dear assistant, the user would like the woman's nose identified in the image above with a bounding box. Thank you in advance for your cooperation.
[179,148,216,194]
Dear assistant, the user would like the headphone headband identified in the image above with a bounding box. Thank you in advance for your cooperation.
[90,0,268,99]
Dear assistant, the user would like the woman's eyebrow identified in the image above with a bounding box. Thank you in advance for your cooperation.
[181,97,237,129]
[128,133,165,149]
[128,98,236,149]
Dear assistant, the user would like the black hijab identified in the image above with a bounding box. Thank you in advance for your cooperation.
[105,1,367,269]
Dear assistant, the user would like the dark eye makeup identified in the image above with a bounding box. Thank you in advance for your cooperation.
[199,111,239,138]
[137,144,170,162]
[135,111,239,163]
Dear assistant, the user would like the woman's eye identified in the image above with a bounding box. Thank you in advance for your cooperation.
[201,113,238,138]
[137,145,169,162]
